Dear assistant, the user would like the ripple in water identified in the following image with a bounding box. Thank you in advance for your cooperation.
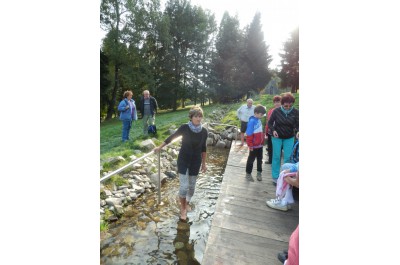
[100,146,229,265]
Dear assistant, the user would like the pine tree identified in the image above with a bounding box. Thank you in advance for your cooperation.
[279,27,299,93]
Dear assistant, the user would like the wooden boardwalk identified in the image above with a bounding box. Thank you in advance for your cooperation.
[202,144,299,265]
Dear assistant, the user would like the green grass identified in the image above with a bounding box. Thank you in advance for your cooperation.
[100,220,109,232]
[100,93,299,172]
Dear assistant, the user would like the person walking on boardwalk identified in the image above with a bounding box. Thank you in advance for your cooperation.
[267,92,299,183]
[139,89,158,136]
[237,98,255,146]
[153,106,208,221]
[265,95,282,164]
[245,105,267,181]
[117,90,138,142]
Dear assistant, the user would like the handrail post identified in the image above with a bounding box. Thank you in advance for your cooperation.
[158,150,161,204]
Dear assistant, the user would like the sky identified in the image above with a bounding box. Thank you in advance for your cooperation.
[100,0,298,69]
[187,0,298,69]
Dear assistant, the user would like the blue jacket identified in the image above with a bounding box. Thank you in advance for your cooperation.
[118,98,138,121]
[245,116,264,149]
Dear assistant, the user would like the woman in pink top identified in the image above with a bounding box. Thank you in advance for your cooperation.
[265,95,281,164]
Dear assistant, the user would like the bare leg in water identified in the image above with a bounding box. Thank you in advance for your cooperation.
[179,197,187,220]
[186,201,192,211]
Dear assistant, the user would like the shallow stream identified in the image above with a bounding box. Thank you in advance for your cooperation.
[100,146,230,265]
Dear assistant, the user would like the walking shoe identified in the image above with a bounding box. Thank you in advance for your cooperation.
[256,171,262,181]
[245,173,254,182]
[266,198,292,211]
[277,252,288,264]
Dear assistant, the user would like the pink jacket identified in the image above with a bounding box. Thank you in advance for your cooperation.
[287,225,299,265]
[265,107,277,136]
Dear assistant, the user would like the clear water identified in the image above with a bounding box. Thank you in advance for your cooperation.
[100,146,230,265]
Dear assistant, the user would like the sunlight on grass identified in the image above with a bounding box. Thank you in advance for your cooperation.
[100,93,299,170]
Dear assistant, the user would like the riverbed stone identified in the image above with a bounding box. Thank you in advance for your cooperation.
[150,173,168,185]
[215,140,226,148]
[105,198,123,207]
[105,156,125,166]
[131,184,145,193]
[114,205,124,215]
[132,163,142,169]
[140,139,156,151]
[224,139,232,148]
[165,171,177,178]
[123,188,129,195]
[129,193,138,200]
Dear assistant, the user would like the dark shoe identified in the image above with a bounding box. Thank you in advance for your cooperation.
[256,171,262,181]
[245,173,254,182]
[277,252,288,264]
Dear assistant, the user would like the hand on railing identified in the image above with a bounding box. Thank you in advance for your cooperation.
[153,146,162,153]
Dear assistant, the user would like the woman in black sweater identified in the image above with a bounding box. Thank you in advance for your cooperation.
[153,106,208,221]
[267,93,299,183]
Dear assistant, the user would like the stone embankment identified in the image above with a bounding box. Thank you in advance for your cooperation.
[100,110,239,222]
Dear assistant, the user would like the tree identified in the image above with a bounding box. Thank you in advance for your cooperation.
[213,12,250,103]
[244,12,272,92]
[279,27,299,93]
[100,0,129,120]
[100,50,111,120]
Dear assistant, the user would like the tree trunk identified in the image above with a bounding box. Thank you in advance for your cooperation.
[106,65,119,120]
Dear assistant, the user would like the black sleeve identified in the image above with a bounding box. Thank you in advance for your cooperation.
[201,128,208,153]
[164,125,185,144]
[294,109,299,132]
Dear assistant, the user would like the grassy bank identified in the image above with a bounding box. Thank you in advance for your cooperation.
[100,93,299,171]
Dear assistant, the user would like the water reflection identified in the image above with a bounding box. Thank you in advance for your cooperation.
[173,219,200,265]
[100,146,229,265]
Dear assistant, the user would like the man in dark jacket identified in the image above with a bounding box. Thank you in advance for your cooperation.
[139,90,158,136]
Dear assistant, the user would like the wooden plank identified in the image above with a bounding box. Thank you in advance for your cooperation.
[202,245,282,265]
[202,144,299,265]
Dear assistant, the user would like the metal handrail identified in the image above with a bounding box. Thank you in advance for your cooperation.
[100,122,238,205]
[100,136,182,183]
